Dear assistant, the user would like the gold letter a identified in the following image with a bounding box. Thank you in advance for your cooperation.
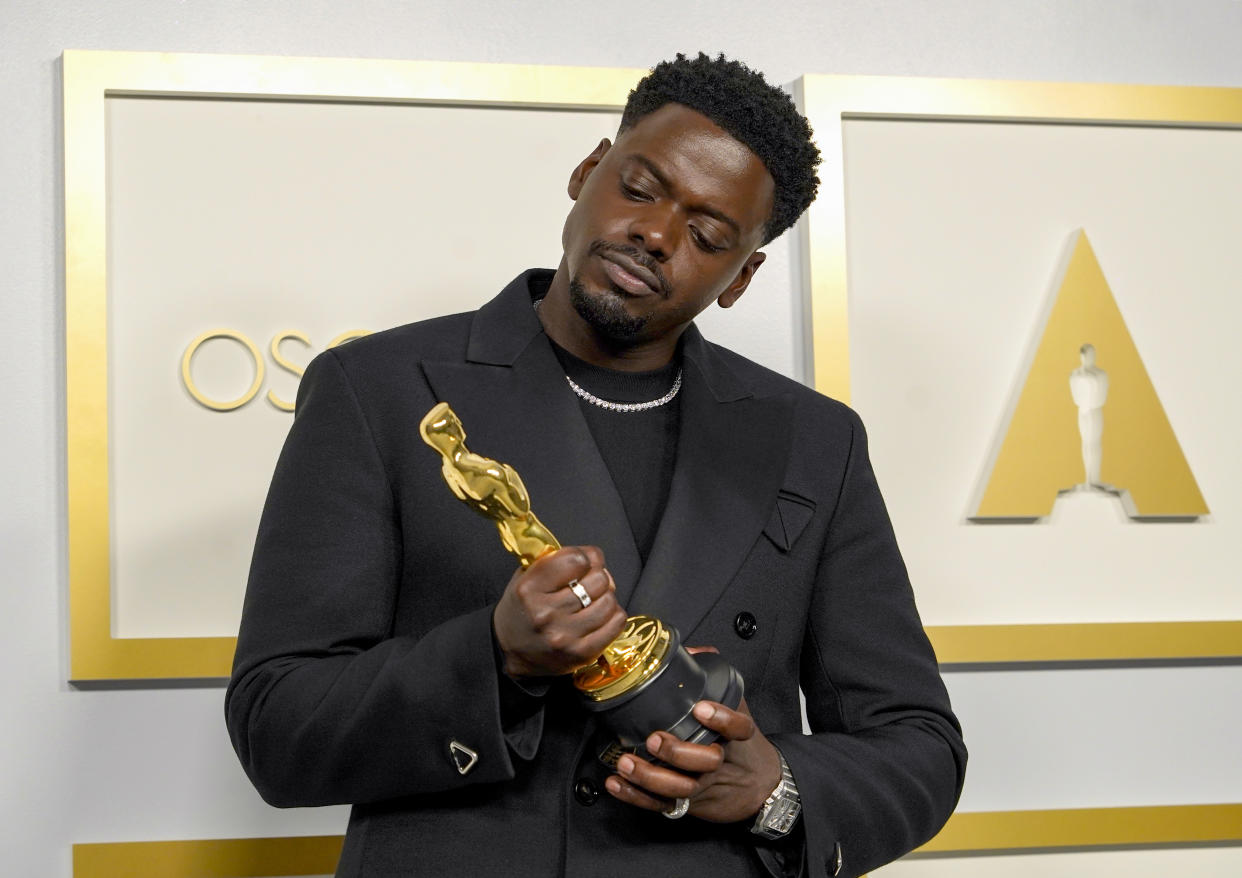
[973,231,1207,521]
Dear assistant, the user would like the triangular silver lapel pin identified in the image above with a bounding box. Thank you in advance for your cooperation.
[449,739,479,775]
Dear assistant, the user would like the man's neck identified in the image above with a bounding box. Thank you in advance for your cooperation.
[539,264,680,372]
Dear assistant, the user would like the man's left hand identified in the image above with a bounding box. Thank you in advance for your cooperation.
[603,696,781,823]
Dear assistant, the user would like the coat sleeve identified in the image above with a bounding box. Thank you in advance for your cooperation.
[225,349,544,808]
[768,410,967,878]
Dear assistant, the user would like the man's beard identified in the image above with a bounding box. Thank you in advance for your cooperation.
[568,277,651,342]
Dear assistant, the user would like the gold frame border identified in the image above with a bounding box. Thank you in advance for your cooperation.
[71,804,1242,873]
[927,620,1242,664]
[922,803,1242,854]
[64,50,642,680]
[799,74,1242,663]
[73,836,343,877]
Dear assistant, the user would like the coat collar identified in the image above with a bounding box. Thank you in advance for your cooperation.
[463,269,549,366]
[423,270,792,639]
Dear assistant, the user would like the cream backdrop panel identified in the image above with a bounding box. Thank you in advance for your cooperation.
[106,96,621,638]
[842,118,1242,626]
[875,847,1242,878]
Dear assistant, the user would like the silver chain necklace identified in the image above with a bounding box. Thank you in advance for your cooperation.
[535,296,683,413]
[565,370,682,412]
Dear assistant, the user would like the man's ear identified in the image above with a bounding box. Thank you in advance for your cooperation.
[568,138,612,200]
[718,251,767,309]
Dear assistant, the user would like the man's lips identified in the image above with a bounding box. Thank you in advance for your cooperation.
[600,252,662,297]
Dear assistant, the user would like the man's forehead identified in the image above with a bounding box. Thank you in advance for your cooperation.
[612,103,774,235]
[617,104,756,166]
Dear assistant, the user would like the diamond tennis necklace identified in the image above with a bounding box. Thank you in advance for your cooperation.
[565,371,682,412]
[535,296,683,413]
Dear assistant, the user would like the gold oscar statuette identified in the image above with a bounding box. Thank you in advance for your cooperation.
[419,401,742,749]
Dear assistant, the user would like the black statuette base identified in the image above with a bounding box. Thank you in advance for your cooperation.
[580,626,744,751]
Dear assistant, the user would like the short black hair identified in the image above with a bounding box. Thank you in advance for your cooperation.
[620,53,821,245]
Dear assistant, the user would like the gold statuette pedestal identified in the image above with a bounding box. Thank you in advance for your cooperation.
[420,402,743,750]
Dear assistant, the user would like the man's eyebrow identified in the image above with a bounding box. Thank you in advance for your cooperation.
[627,154,741,236]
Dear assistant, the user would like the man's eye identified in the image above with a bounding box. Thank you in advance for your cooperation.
[691,227,724,253]
[620,180,652,201]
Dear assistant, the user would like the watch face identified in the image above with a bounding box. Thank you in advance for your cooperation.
[753,755,801,839]
[765,799,800,833]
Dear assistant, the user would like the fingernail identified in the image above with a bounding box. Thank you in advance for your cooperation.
[617,756,634,774]
[693,702,715,722]
[605,777,621,795]
[646,734,661,754]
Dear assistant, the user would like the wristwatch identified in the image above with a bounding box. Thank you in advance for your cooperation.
[751,749,801,839]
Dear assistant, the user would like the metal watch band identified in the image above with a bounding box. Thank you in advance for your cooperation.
[751,749,801,839]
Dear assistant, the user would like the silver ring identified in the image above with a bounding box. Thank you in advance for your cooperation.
[569,580,591,609]
[662,797,690,820]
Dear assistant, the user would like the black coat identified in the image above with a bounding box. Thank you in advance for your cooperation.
[226,271,966,878]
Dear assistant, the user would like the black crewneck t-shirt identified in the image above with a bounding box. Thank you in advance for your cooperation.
[546,338,681,566]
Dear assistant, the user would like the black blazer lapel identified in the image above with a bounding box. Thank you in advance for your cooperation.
[628,329,794,640]
[420,274,643,598]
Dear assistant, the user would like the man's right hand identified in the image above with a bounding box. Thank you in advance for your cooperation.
[493,545,628,679]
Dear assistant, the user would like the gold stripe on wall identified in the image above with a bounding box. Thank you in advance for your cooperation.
[928,620,1242,664]
[72,805,1242,873]
[73,835,344,877]
[921,804,1242,853]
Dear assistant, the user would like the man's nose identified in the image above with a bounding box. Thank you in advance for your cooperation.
[627,203,678,261]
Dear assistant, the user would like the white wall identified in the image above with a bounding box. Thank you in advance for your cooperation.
[3,2,1242,875]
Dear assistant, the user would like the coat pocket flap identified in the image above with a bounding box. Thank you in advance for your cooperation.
[763,489,816,552]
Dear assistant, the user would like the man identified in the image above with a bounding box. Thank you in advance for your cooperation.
[226,53,966,878]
